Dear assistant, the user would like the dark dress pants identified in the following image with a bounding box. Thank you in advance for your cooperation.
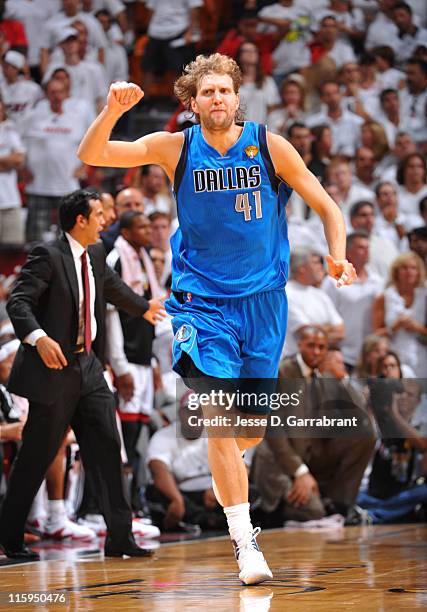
[0,351,132,549]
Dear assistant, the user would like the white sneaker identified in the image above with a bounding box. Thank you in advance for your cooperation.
[132,518,161,539]
[77,514,107,536]
[25,517,45,535]
[44,517,97,541]
[233,527,273,586]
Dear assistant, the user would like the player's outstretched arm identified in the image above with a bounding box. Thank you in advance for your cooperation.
[77,82,183,176]
[268,131,356,287]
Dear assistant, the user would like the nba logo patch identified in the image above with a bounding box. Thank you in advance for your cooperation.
[244,145,259,159]
[175,324,193,342]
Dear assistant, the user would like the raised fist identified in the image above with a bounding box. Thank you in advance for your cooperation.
[107,82,144,115]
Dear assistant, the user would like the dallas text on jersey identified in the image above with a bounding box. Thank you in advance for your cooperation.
[193,165,262,193]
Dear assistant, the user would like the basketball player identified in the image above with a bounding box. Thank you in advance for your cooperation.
[78,53,356,585]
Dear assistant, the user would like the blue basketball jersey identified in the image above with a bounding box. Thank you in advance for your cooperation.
[171,121,292,298]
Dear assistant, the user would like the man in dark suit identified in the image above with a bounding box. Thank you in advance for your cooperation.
[253,325,375,523]
[0,189,165,560]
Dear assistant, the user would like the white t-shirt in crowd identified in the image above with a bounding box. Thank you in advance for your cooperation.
[384,285,427,378]
[373,112,403,147]
[306,210,351,256]
[365,12,400,51]
[258,3,311,76]
[46,60,108,114]
[396,27,427,64]
[49,45,99,66]
[145,0,204,40]
[397,184,427,221]
[143,193,174,218]
[104,41,129,84]
[282,280,344,357]
[341,183,375,218]
[399,88,427,145]
[406,0,427,25]
[374,214,410,251]
[376,68,405,91]
[267,108,306,136]
[367,233,399,281]
[5,0,57,66]
[286,218,319,252]
[239,77,280,125]
[147,423,211,492]
[41,10,108,52]
[0,120,25,209]
[323,39,357,69]
[322,272,383,366]
[306,109,363,157]
[20,105,86,197]
[35,96,95,132]
[0,78,43,125]
[382,164,397,183]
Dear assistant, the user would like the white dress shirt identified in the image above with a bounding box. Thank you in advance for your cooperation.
[24,233,97,346]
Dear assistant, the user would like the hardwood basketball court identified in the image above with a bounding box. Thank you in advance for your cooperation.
[0,524,426,610]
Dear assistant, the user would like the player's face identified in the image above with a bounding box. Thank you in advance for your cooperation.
[191,73,240,132]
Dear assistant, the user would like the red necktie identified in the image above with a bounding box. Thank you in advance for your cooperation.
[81,251,92,354]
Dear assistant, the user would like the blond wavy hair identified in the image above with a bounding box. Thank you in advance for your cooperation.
[174,53,243,121]
[387,251,426,288]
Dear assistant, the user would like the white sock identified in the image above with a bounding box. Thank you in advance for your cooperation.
[47,499,66,524]
[224,502,252,546]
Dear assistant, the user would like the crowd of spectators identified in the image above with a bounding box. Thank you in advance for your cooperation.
[1,0,427,540]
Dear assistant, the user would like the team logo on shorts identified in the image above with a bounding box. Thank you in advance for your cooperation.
[175,324,193,342]
[244,145,259,159]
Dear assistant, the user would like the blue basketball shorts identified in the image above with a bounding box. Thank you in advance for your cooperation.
[165,289,288,380]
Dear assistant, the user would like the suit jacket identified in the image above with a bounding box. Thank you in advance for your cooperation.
[264,356,371,475]
[253,356,374,511]
[265,356,313,476]
[6,235,149,404]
